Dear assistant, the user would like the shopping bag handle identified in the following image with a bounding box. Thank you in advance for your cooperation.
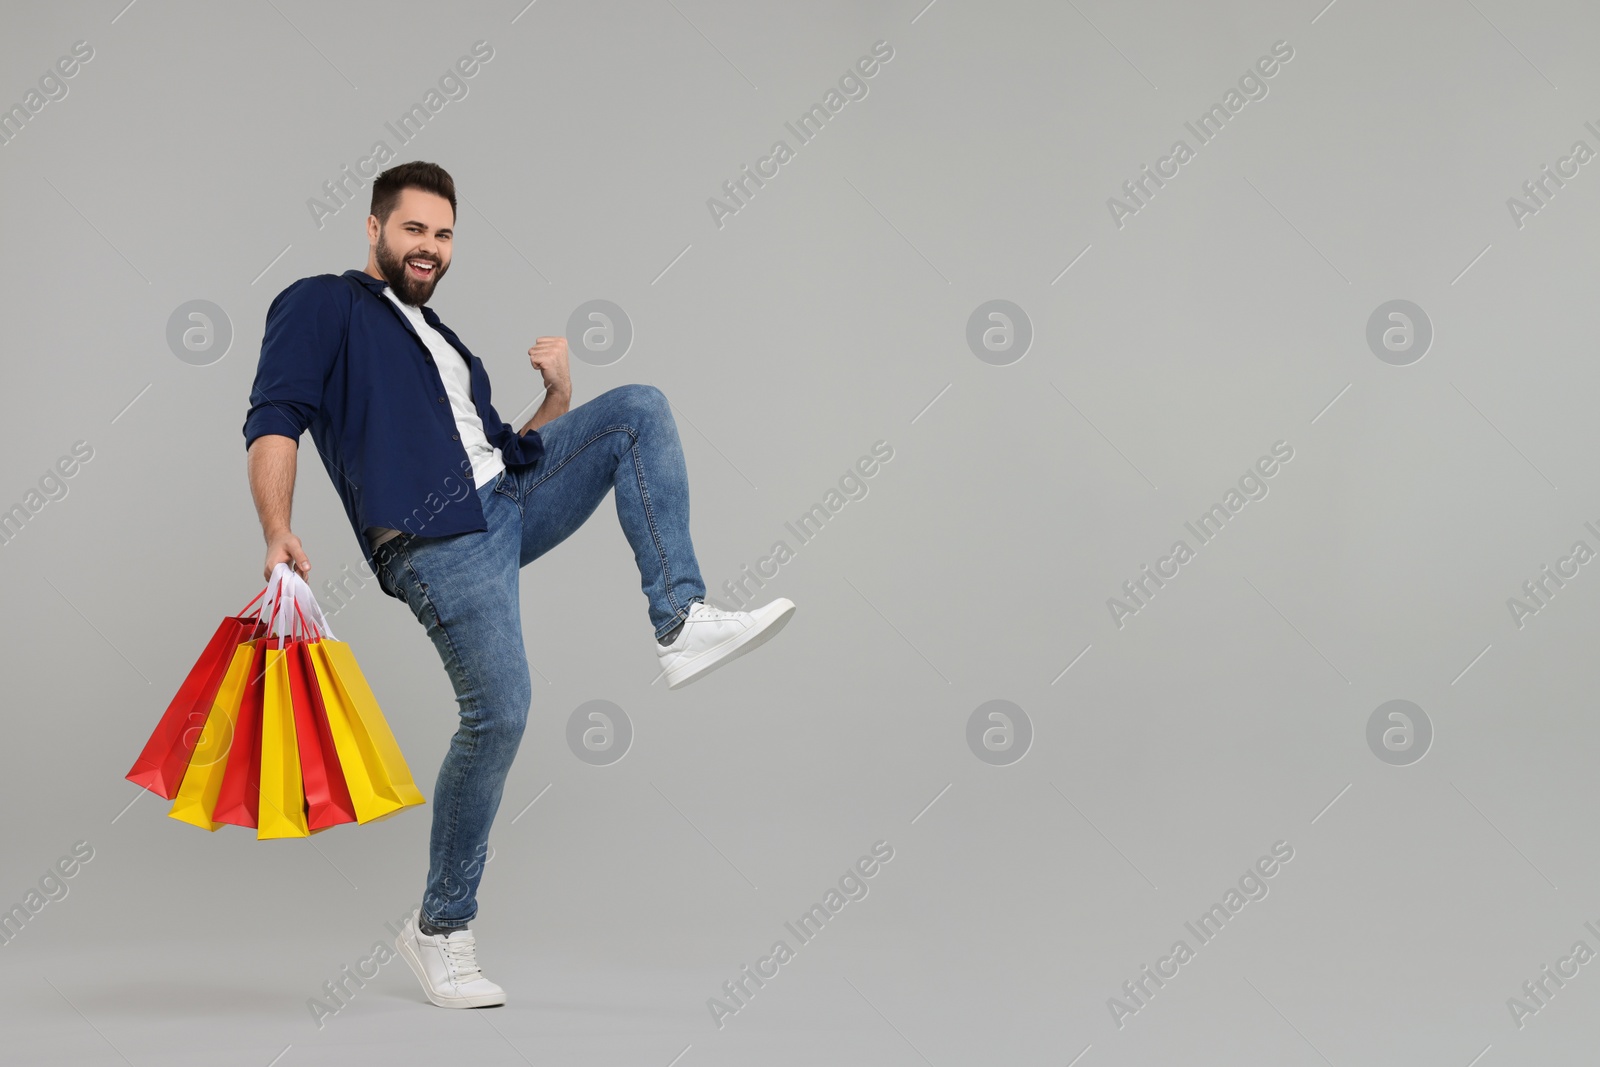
[292,599,328,642]
[261,562,338,644]
[265,563,298,644]
[237,587,268,622]
[261,564,287,644]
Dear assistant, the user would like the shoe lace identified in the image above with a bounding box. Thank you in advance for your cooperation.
[690,601,740,622]
[439,930,486,985]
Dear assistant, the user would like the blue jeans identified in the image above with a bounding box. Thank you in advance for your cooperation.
[372,383,706,929]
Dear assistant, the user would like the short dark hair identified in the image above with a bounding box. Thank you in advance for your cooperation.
[370,161,456,225]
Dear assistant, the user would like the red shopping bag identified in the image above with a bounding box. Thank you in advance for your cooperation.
[209,637,269,829]
[125,590,267,799]
[287,603,358,831]
[141,563,415,838]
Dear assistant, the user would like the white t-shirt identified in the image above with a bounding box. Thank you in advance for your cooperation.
[366,286,506,549]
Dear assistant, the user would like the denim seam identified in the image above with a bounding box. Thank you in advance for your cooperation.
[628,438,689,637]
[397,542,476,929]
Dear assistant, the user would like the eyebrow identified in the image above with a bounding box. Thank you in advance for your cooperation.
[400,219,452,236]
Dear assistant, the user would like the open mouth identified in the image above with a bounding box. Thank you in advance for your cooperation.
[406,257,437,280]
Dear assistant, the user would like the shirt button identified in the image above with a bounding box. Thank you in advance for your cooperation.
[451,433,460,441]
[438,396,446,403]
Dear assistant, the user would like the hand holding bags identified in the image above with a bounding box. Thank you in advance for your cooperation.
[128,564,424,838]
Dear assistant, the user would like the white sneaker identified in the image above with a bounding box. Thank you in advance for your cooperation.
[656,598,796,689]
[394,909,506,1008]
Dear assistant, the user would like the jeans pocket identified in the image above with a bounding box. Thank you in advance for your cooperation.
[374,545,408,601]
[375,560,396,600]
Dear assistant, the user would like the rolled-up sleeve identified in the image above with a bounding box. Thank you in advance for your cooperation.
[242,277,344,450]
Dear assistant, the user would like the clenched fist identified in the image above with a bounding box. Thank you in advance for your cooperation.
[528,336,571,401]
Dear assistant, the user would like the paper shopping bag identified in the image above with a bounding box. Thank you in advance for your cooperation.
[127,592,266,798]
[287,640,358,832]
[149,565,410,838]
[210,638,269,829]
[167,638,258,831]
[256,639,310,840]
[308,640,425,823]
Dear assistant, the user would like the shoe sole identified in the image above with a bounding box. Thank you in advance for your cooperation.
[665,599,795,690]
[395,927,507,1009]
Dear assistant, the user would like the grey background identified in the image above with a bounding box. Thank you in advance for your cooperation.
[2,0,1598,1064]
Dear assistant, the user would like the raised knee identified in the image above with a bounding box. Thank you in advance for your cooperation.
[618,382,668,416]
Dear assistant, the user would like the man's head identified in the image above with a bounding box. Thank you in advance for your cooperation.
[365,161,456,306]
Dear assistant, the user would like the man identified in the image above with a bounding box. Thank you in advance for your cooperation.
[242,160,794,1009]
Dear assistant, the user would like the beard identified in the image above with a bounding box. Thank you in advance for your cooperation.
[375,230,448,306]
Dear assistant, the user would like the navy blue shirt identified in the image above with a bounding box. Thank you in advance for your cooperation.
[242,268,545,572]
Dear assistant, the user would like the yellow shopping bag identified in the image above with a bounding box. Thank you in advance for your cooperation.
[308,640,425,823]
[167,640,257,831]
[257,641,310,839]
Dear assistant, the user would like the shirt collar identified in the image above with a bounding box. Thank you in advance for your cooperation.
[342,268,388,292]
